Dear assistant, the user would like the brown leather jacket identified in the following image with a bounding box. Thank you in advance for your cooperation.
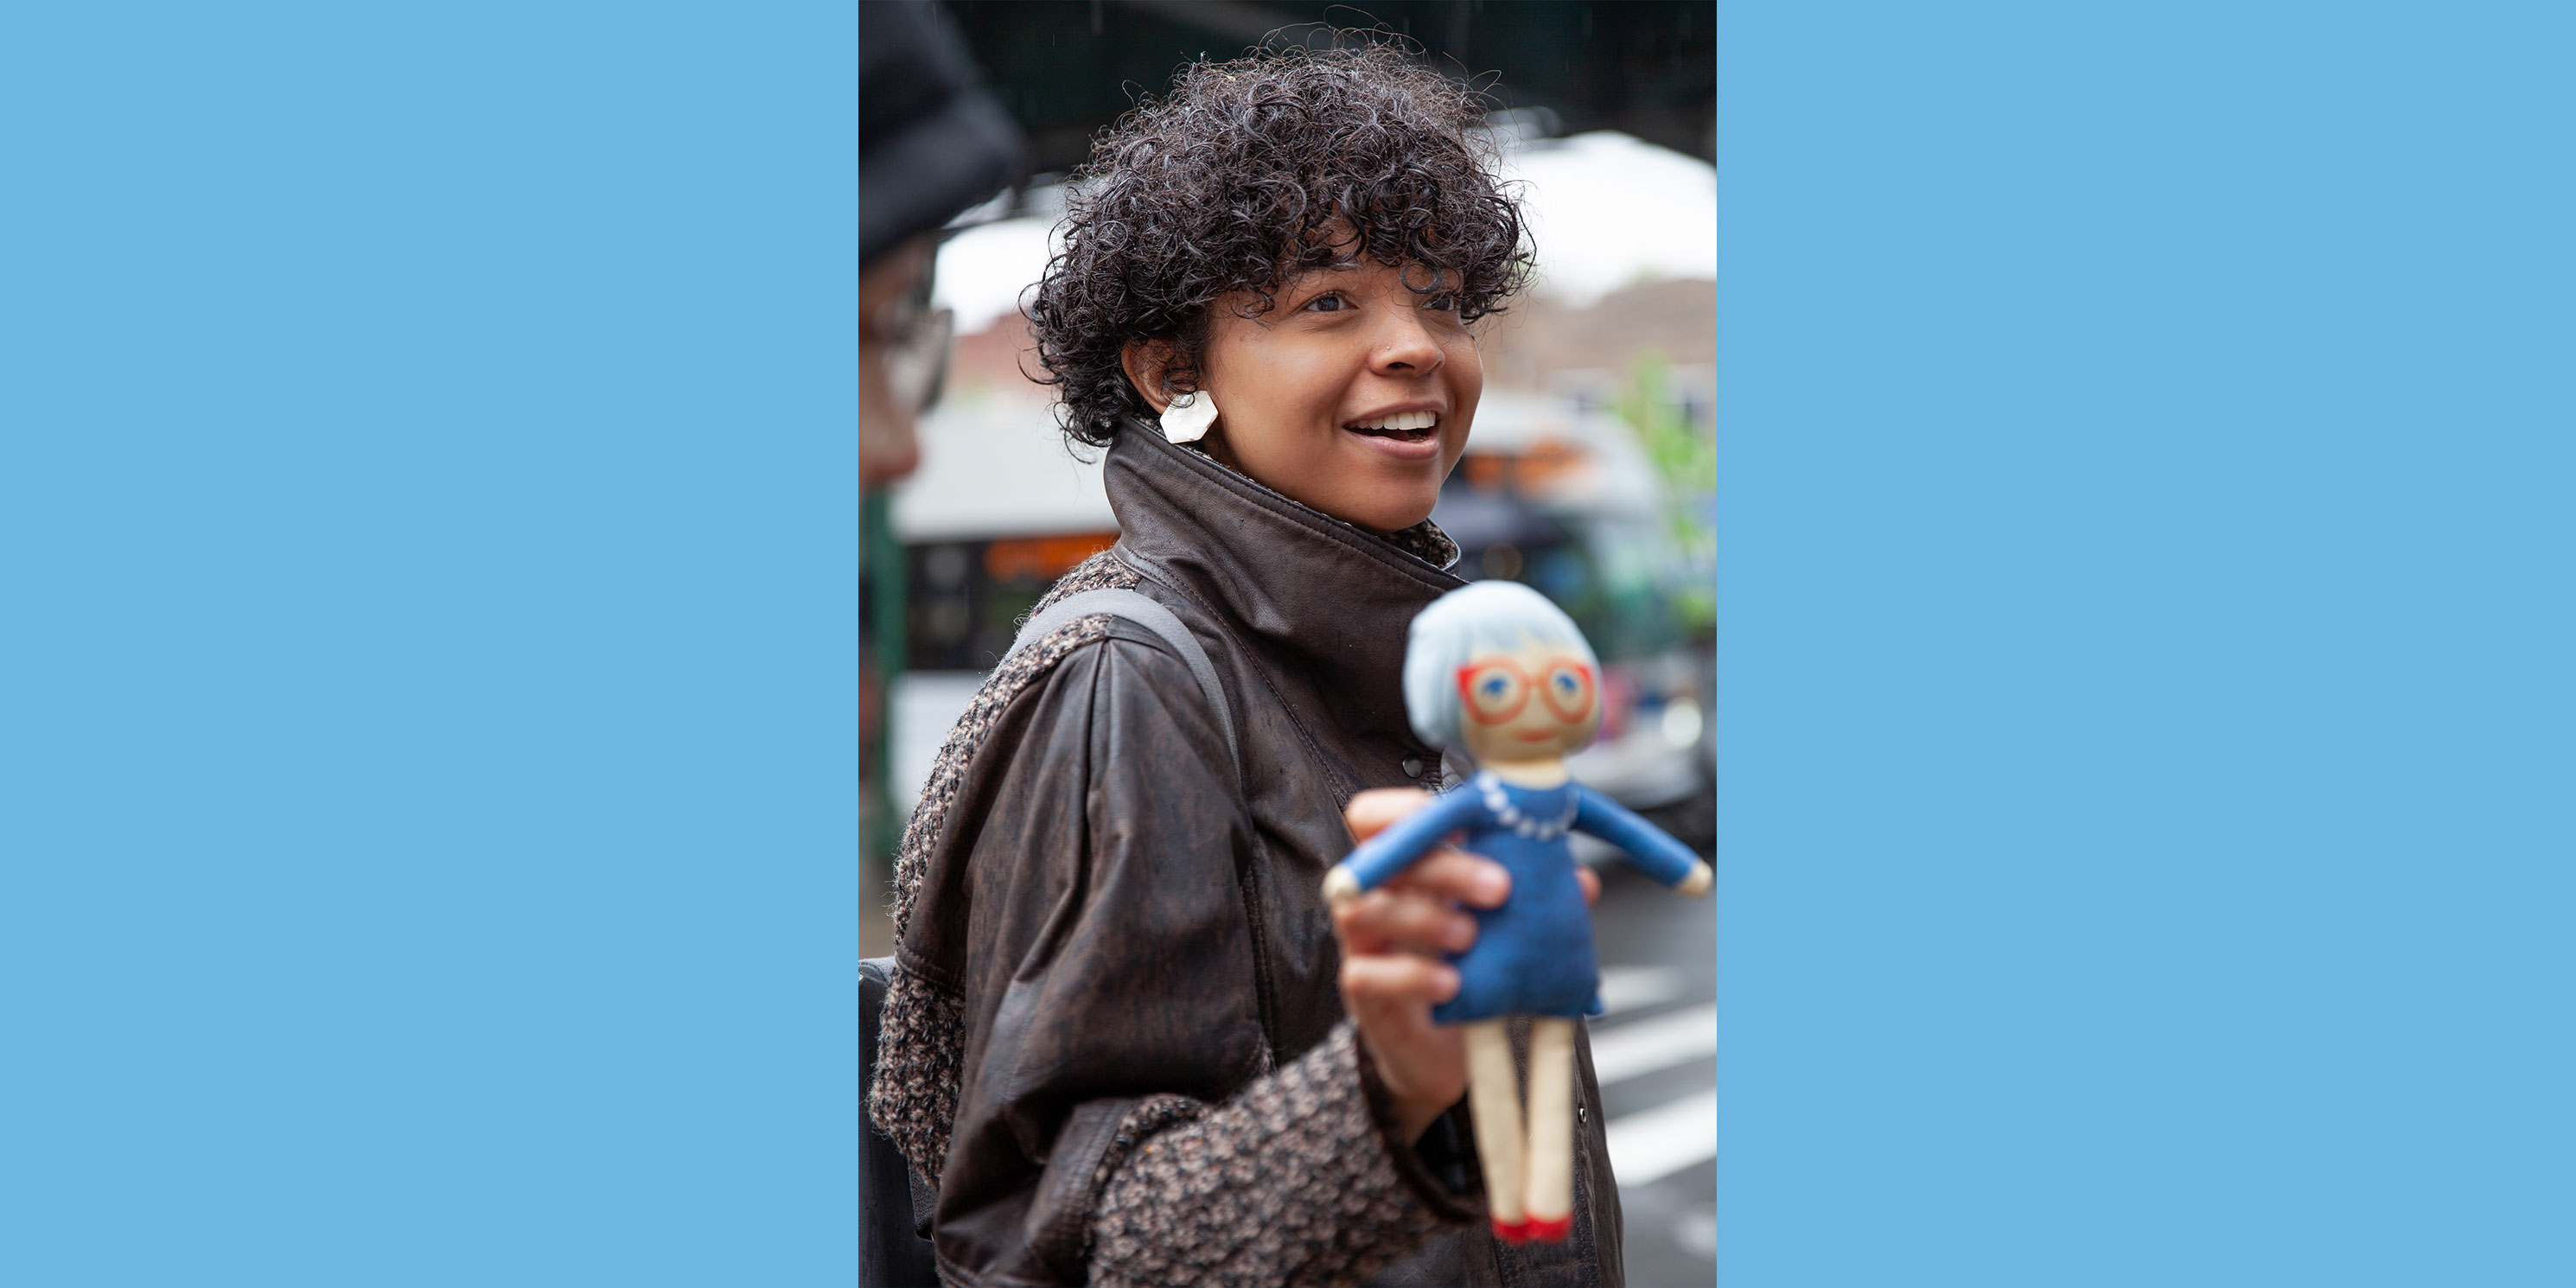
[874,421,1624,1286]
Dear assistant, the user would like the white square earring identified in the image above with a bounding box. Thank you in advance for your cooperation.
[1160,391,1219,444]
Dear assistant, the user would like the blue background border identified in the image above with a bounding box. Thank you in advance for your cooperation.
[1718,2,2572,1282]
[8,6,857,1283]
[7,3,2570,1283]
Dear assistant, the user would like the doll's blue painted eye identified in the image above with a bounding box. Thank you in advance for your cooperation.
[1482,678,1508,697]
[1540,665,1594,718]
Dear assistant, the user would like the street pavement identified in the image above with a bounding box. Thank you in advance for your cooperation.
[1589,855,1718,1285]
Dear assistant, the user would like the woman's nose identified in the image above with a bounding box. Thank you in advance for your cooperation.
[1368,307,1444,376]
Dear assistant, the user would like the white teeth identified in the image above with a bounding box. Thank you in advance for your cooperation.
[1346,410,1438,432]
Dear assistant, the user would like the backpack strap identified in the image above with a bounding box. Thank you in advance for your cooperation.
[1003,587,1239,784]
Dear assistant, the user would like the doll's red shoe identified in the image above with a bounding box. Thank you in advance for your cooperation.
[1490,1216,1531,1245]
[1524,1212,1573,1244]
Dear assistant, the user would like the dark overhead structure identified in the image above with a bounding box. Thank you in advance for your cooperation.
[936,1,1713,176]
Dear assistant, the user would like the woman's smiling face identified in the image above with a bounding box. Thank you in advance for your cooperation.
[1125,259,1481,534]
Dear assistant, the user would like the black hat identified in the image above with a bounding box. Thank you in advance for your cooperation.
[861,1,1023,269]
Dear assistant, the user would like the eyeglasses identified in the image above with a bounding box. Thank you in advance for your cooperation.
[864,240,956,418]
[874,294,954,419]
[1455,658,1596,725]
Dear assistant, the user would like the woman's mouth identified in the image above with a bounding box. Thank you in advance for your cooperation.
[1342,410,1441,447]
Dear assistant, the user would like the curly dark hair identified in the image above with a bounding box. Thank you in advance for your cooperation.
[1027,43,1533,449]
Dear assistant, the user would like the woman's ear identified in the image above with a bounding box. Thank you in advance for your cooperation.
[1120,341,1180,413]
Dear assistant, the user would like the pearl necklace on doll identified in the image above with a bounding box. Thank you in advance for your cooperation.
[1476,771,1581,842]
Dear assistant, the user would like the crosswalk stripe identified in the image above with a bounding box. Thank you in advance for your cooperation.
[1595,966,1686,1016]
[1604,1087,1718,1188]
[1586,1003,1715,1085]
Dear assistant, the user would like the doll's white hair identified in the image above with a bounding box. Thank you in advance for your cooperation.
[1402,579,1600,749]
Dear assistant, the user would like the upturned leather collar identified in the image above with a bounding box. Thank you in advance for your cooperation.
[1103,418,1466,758]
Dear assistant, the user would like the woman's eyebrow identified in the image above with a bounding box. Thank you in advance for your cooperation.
[1278,271,1359,305]
[1286,263,1365,288]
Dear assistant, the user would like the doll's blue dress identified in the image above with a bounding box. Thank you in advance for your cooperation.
[1338,772,1705,1024]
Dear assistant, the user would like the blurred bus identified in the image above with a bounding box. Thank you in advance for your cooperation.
[885,387,1117,816]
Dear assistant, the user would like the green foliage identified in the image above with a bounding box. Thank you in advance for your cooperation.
[1616,352,1717,496]
[1613,353,1717,639]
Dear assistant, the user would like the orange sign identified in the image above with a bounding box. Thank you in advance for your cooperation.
[984,532,1119,583]
[1462,440,1585,494]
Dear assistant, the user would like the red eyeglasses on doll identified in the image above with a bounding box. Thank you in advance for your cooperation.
[1455,658,1597,725]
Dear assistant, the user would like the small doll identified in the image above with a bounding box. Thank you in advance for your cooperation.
[1324,580,1712,1245]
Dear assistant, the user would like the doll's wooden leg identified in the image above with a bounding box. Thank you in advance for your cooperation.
[1523,1017,1577,1242]
[1463,1019,1527,1241]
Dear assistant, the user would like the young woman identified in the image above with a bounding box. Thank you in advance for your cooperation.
[870,46,1629,1287]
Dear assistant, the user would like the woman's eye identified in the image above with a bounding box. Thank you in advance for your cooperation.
[1303,292,1347,313]
[1424,294,1458,312]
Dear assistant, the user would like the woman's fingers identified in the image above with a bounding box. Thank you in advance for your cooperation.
[1340,853,1576,955]
[1336,884,1479,955]
[1341,954,1469,1140]
[1335,787,1486,1142]
[1387,847,1510,909]
[1578,865,1600,907]
[1344,787,1432,843]
[1339,952,1460,1007]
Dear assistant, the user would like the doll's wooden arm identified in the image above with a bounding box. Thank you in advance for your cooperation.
[1323,865,1363,905]
[1572,786,1712,895]
[1328,787,1489,900]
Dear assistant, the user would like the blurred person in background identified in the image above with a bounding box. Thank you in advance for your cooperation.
[870,42,1637,1287]
[859,0,1017,484]
[859,0,1020,912]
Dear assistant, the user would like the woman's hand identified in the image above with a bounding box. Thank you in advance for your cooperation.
[1333,787,1598,1145]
